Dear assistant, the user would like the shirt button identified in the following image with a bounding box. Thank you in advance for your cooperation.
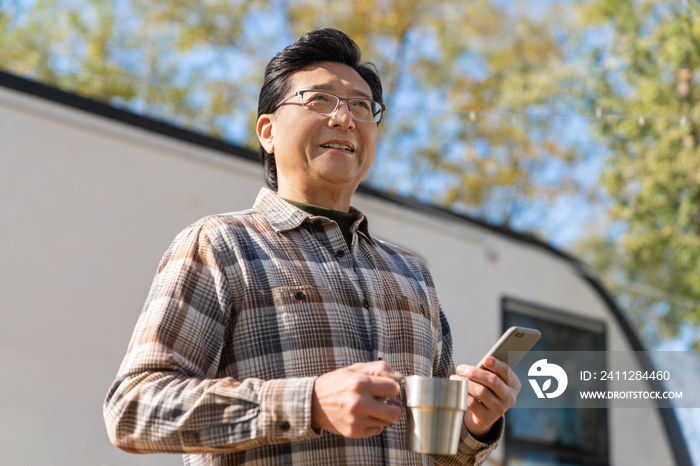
[294,291,305,300]
[336,250,345,258]
[362,299,369,309]
[280,420,291,431]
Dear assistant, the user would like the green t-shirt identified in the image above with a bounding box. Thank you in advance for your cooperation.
[283,199,354,250]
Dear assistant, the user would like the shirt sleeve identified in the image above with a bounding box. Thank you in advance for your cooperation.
[432,307,504,466]
[103,223,320,454]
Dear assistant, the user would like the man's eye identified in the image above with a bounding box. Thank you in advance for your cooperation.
[308,93,332,102]
[351,100,370,109]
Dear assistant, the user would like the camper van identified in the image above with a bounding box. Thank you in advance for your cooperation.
[0,70,691,466]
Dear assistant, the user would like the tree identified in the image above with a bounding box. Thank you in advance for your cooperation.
[287,0,586,229]
[0,0,249,136]
[0,0,587,236]
[572,0,700,349]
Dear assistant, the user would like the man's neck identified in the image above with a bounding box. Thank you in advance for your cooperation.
[276,185,353,212]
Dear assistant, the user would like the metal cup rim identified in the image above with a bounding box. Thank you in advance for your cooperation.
[403,375,468,410]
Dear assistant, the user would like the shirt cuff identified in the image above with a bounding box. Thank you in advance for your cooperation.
[454,417,504,463]
[259,376,322,442]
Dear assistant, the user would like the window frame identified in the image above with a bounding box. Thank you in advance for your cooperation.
[501,296,610,466]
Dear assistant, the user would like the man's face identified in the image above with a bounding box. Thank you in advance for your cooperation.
[257,62,378,199]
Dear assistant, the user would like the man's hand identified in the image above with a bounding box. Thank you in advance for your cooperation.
[450,357,521,438]
[312,361,403,438]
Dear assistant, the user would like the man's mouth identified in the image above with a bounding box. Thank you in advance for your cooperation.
[320,143,355,152]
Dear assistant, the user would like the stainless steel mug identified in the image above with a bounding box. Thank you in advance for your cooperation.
[404,375,469,455]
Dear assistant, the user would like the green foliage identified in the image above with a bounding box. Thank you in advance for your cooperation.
[573,0,700,348]
[0,0,256,134]
[286,0,588,228]
[0,0,587,232]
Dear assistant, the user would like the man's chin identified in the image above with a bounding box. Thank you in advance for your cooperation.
[316,173,361,188]
[314,161,365,183]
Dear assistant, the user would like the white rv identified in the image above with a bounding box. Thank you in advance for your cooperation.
[0,70,692,466]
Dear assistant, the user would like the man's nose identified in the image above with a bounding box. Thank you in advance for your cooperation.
[328,101,356,130]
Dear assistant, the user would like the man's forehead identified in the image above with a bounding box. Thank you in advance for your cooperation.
[289,62,373,99]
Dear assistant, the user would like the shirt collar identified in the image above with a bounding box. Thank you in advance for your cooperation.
[254,188,375,245]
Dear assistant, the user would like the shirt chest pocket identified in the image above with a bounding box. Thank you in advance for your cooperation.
[267,285,367,375]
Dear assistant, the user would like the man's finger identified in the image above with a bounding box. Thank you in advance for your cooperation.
[507,366,521,392]
[362,426,385,437]
[467,393,492,418]
[480,357,510,381]
[348,361,402,399]
[363,375,401,399]
[363,397,403,424]
[459,365,506,397]
[478,359,522,407]
[350,360,403,379]
[468,379,502,410]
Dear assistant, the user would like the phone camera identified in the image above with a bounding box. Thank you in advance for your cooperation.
[515,332,524,337]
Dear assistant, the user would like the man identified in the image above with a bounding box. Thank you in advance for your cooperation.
[104,28,520,466]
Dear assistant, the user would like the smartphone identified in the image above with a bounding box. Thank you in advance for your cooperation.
[476,326,541,370]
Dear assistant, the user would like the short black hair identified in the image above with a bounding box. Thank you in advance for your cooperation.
[257,28,383,192]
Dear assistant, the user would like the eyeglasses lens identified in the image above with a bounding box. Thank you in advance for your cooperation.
[301,91,381,122]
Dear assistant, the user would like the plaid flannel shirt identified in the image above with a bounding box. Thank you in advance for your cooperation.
[104,188,502,466]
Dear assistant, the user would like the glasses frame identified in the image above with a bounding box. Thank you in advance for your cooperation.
[274,89,386,123]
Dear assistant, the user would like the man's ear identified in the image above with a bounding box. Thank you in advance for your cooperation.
[256,114,274,154]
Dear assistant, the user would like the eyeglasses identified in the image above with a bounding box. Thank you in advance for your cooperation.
[274,90,385,123]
